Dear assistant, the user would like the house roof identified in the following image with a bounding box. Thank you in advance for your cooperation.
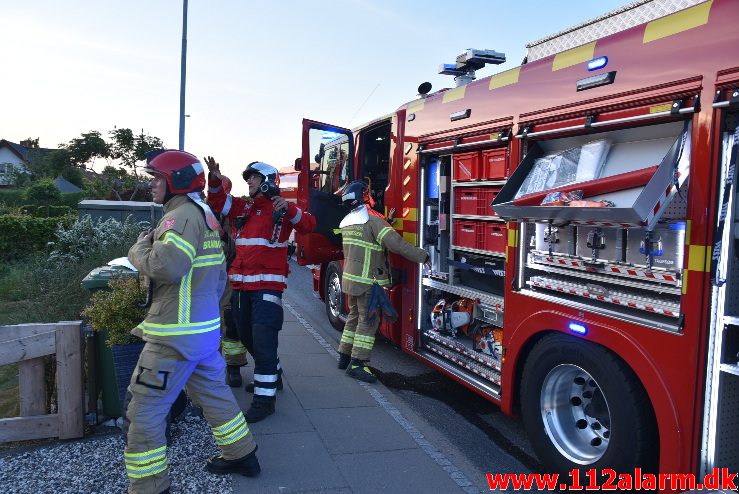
[53,175,83,193]
[0,139,54,162]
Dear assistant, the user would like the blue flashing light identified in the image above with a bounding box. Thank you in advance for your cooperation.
[568,322,588,335]
[321,131,339,140]
[587,56,608,71]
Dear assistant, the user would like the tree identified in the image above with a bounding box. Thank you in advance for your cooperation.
[24,178,61,205]
[64,131,110,168]
[19,127,164,201]
[109,128,163,177]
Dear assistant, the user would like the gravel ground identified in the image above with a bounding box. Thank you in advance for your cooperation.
[0,410,233,494]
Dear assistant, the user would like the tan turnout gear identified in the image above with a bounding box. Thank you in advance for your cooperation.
[338,211,427,361]
[126,194,256,494]
[220,283,248,366]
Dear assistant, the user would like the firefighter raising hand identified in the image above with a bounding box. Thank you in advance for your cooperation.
[205,155,222,180]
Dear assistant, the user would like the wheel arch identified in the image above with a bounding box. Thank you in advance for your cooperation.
[502,311,681,472]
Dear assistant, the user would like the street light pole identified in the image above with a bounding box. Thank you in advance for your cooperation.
[178,0,188,150]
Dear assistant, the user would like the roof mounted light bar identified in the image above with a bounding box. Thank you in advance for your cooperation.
[439,48,506,87]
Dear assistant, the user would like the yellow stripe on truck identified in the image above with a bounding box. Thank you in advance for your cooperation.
[489,67,521,90]
[552,42,596,71]
[643,1,712,44]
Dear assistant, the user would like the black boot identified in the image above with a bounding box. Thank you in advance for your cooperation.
[244,374,283,393]
[337,353,351,370]
[226,365,243,388]
[346,359,377,383]
[206,447,260,477]
[244,399,275,423]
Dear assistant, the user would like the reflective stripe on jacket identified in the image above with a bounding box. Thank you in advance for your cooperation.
[340,215,428,296]
[207,175,316,292]
[128,195,227,360]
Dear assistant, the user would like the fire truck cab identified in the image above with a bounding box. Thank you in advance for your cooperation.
[295,0,739,481]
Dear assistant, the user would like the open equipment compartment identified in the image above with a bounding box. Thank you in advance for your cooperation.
[417,138,509,396]
[493,120,691,228]
[493,119,691,332]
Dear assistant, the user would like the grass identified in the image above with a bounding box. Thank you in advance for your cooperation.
[0,249,131,419]
[0,364,19,418]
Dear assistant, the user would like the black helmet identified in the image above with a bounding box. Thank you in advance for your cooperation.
[342,180,368,210]
[242,161,280,185]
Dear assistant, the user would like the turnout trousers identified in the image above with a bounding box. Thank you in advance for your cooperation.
[231,289,284,402]
[338,291,379,361]
[124,343,256,494]
[220,283,248,366]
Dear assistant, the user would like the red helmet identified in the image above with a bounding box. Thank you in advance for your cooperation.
[144,149,205,194]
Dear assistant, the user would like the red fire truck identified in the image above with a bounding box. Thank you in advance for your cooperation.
[295,0,738,480]
[278,167,299,203]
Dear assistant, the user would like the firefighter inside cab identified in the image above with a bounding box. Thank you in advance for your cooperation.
[125,150,259,494]
[205,157,316,422]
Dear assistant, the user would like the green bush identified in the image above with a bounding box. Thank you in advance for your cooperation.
[47,214,146,264]
[0,214,145,326]
[24,179,61,206]
[0,189,25,206]
[82,277,145,347]
[15,205,73,218]
[58,191,87,208]
[0,214,76,261]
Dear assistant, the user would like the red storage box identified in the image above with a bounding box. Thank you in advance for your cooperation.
[484,223,507,254]
[453,152,480,181]
[453,222,483,250]
[455,188,481,215]
[481,148,507,179]
[484,187,502,217]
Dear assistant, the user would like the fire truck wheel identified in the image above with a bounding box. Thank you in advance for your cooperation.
[520,332,657,475]
[324,261,345,331]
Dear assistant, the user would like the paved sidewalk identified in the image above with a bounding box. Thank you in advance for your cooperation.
[230,301,482,494]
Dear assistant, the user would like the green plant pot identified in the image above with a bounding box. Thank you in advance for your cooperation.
[96,329,121,418]
[110,342,145,418]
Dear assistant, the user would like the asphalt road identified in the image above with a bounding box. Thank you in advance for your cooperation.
[283,258,540,480]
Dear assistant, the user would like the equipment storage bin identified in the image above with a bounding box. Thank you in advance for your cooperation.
[532,223,576,256]
[453,221,484,250]
[452,251,505,295]
[453,151,480,181]
[481,148,507,180]
[624,222,685,271]
[485,187,503,217]
[484,223,507,254]
[455,188,482,215]
[576,226,624,263]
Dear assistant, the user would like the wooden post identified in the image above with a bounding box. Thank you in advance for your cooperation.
[0,321,85,443]
[19,358,46,416]
[55,321,83,440]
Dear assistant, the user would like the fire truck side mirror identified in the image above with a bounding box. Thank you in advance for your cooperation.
[294,157,301,171]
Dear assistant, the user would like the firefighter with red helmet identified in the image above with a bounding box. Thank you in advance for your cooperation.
[337,180,429,382]
[125,150,259,494]
[207,175,250,386]
[205,156,316,422]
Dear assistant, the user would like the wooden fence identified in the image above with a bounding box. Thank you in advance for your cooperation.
[0,321,84,442]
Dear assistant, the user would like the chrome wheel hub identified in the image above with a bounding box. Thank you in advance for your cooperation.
[540,364,611,464]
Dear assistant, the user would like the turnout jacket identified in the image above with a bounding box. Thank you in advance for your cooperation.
[128,195,226,361]
[340,208,428,296]
[207,174,316,292]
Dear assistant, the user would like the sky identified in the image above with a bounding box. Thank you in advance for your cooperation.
[2,0,628,196]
